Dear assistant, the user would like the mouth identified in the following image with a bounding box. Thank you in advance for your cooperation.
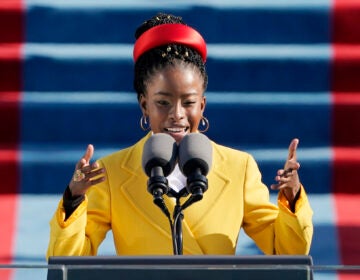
[164,127,189,142]
[164,127,189,133]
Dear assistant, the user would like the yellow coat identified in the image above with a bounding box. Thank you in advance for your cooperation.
[47,134,313,257]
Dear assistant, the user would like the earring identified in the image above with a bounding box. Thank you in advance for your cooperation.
[198,116,209,133]
[140,115,150,131]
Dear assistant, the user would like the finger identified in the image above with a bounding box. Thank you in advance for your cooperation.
[72,166,103,187]
[271,183,288,191]
[83,144,94,164]
[69,166,105,192]
[279,167,298,178]
[85,176,106,187]
[277,176,292,184]
[275,172,293,182]
[285,160,301,172]
[91,176,106,185]
[287,138,299,161]
[276,168,295,178]
[79,162,100,174]
[270,183,283,190]
[85,168,105,180]
[271,178,293,189]
[75,144,94,170]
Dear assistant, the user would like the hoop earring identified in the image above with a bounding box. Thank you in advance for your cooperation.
[198,116,209,133]
[140,115,150,131]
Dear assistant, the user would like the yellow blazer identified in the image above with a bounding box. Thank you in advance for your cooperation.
[47,133,313,257]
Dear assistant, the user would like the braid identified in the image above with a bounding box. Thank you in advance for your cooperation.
[134,13,184,40]
[133,13,208,100]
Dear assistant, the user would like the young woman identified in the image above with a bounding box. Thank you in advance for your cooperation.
[47,13,313,257]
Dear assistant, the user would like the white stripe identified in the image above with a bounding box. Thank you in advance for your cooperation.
[23,43,331,60]
[22,92,330,105]
[244,147,331,162]
[20,147,119,163]
[206,92,330,105]
[23,92,138,104]
[23,44,132,60]
[208,44,331,60]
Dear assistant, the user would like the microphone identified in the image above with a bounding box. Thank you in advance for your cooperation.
[178,133,212,210]
[142,133,177,216]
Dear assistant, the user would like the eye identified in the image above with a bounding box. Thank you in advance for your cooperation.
[157,100,169,106]
[183,100,196,106]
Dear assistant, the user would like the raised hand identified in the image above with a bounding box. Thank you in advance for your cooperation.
[69,144,106,196]
[270,138,301,206]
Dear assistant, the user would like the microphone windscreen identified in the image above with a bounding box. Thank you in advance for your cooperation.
[178,133,212,177]
[142,133,178,177]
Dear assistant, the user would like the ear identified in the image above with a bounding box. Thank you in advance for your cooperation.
[139,93,147,115]
[200,95,206,113]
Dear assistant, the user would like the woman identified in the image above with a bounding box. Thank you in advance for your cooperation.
[47,13,313,257]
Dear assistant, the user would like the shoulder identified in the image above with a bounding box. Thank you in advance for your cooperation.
[210,140,259,174]
[94,145,132,170]
[209,140,262,184]
[97,133,150,168]
[211,140,252,162]
[99,146,132,163]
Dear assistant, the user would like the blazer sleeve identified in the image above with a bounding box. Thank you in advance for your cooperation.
[46,160,111,258]
[242,154,313,255]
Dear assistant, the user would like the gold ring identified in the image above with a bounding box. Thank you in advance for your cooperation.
[73,169,86,182]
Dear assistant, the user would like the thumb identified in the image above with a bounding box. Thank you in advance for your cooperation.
[83,144,94,164]
[288,138,299,161]
[76,144,94,169]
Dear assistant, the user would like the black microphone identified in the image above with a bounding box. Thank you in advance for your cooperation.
[142,133,177,216]
[178,133,212,210]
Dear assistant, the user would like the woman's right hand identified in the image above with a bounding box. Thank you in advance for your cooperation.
[69,144,106,196]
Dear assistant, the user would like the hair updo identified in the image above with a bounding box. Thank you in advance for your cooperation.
[133,13,208,100]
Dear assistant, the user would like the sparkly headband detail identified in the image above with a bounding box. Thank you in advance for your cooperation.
[133,23,207,63]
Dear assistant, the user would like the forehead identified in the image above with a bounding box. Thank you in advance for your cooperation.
[146,63,204,93]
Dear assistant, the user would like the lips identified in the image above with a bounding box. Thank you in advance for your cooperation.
[164,126,189,142]
[164,127,188,133]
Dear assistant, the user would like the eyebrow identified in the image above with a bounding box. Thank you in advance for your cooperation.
[154,91,198,97]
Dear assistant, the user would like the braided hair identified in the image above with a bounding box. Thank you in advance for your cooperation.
[133,13,208,100]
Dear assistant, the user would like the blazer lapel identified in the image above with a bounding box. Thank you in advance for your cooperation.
[180,143,231,234]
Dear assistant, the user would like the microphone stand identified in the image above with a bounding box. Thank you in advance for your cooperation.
[168,188,187,255]
[150,180,207,255]
[168,179,207,255]
[173,197,184,255]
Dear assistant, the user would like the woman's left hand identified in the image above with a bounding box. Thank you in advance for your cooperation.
[270,138,301,206]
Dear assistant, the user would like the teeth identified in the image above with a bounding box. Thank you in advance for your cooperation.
[166,127,184,132]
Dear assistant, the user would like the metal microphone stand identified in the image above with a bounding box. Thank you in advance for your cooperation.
[150,184,207,255]
[167,188,187,255]
[173,197,184,255]
[168,184,206,255]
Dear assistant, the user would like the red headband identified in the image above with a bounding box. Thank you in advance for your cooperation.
[133,23,207,63]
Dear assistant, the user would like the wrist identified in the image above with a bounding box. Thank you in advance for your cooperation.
[282,186,301,212]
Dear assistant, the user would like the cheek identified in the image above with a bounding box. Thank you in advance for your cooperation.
[148,106,167,119]
[188,109,203,125]
[147,107,167,128]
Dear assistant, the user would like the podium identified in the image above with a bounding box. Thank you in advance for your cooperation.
[47,255,313,280]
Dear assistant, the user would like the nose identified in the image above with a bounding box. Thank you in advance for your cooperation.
[170,101,185,121]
